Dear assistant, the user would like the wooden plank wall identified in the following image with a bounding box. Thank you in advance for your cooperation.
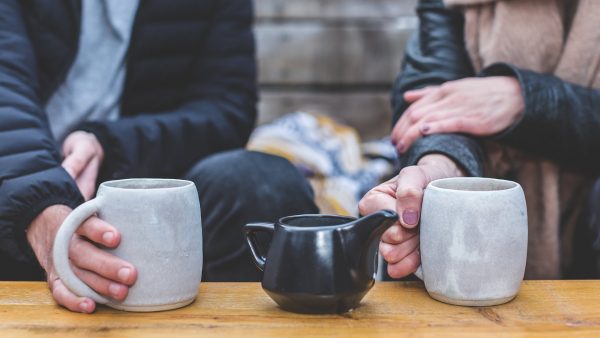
[255,0,418,140]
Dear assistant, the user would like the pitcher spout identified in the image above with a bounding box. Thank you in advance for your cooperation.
[341,210,398,283]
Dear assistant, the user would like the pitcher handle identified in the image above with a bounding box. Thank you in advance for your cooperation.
[243,222,275,271]
[52,197,109,304]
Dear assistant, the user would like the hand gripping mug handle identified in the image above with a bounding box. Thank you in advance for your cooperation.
[243,222,275,271]
[52,197,109,304]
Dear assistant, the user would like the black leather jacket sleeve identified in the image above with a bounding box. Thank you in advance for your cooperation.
[482,63,600,174]
[0,0,83,279]
[392,0,484,176]
[79,0,257,181]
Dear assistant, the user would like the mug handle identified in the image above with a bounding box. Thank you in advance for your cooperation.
[414,265,424,280]
[243,222,275,271]
[52,197,109,304]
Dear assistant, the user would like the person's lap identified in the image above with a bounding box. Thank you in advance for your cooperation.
[183,149,319,282]
[568,178,600,278]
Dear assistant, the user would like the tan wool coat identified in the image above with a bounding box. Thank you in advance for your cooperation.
[443,0,600,278]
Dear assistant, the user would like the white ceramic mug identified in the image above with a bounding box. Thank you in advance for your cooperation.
[415,177,528,306]
[52,178,203,312]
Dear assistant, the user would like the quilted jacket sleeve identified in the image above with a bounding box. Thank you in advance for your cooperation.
[79,0,257,181]
[0,0,84,280]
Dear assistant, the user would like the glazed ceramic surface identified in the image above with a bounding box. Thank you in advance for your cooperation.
[418,177,528,306]
[244,210,397,314]
[53,179,203,311]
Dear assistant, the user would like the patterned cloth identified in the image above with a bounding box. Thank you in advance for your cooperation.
[247,112,399,216]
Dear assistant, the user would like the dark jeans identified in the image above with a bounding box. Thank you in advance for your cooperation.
[184,149,319,281]
[568,178,600,278]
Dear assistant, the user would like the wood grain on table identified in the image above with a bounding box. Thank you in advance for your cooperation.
[0,281,599,337]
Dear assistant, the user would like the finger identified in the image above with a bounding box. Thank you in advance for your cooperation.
[358,178,398,216]
[76,216,121,248]
[403,86,438,103]
[49,277,96,313]
[73,265,129,301]
[411,107,464,135]
[397,107,458,150]
[387,248,421,279]
[406,96,459,124]
[379,234,419,265]
[69,237,137,285]
[380,223,418,245]
[391,112,411,149]
[395,166,430,228]
[62,147,94,179]
[396,122,425,153]
[392,111,421,153]
[421,117,481,137]
[393,90,444,152]
[76,156,101,200]
[404,88,445,116]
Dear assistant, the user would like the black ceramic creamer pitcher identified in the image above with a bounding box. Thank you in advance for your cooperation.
[244,210,398,314]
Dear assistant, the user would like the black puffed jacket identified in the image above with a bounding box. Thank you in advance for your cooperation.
[0,0,256,280]
[393,0,600,176]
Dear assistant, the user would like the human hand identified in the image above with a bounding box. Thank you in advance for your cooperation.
[358,154,465,278]
[26,205,137,313]
[62,131,104,200]
[391,76,524,153]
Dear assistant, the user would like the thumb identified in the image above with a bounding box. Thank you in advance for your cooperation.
[395,166,430,228]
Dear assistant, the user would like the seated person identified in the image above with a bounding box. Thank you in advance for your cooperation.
[360,0,600,279]
[0,0,318,313]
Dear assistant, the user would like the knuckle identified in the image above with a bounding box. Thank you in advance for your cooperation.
[397,186,423,200]
[357,198,369,215]
[388,265,404,279]
[388,227,404,243]
[446,94,461,105]
[380,246,396,263]
[69,238,86,258]
[440,82,453,93]
[96,259,115,277]
[81,220,102,239]
[51,286,63,303]
[358,194,375,216]
[69,157,85,170]
[408,110,420,123]
[406,251,421,271]
[398,166,418,178]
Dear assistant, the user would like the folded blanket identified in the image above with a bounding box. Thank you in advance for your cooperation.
[247,112,398,216]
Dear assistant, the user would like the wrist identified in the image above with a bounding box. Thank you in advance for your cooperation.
[26,205,72,270]
[417,154,466,177]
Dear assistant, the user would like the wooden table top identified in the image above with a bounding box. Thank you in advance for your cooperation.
[1,281,599,337]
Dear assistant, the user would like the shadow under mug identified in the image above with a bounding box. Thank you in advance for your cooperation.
[52,178,203,312]
[414,177,528,306]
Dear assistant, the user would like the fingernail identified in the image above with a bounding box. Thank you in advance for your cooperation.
[79,300,92,312]
[398,142,406,153]
[118,267,131,283]
[102,232,114,243]
[420,125,430,134]
[109,283,122,297]
[402,210,419,226]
